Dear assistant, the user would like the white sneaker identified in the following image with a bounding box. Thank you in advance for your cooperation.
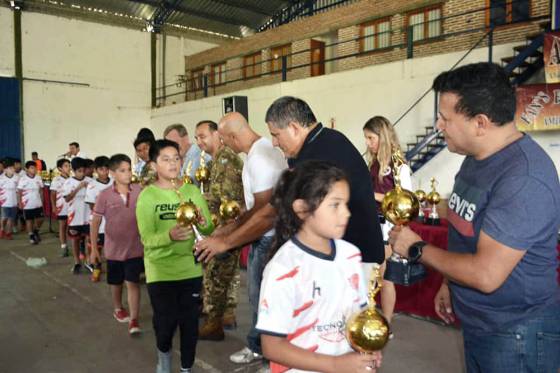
[229,347,262,364]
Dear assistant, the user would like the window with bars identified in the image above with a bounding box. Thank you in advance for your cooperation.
[360,18,391,52]
[408,6,442,42]
[191,68,204,91]
[244,52,262,79]
[211,62,227,86]
[270,44,292,73]
[488,0,530,26]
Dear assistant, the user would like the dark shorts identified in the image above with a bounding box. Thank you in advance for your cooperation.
[68,224,90,238]
[106,257,144,285]
[57,215,68,221]
[1,207,17,220]
[97,233,105,246]
[23,208,43,220]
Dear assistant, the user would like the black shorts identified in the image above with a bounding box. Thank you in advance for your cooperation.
[57,215,68,221]
[106,257,144,285]
[23,208,44,220]
[98,233,105,246]
[68,224,90,238]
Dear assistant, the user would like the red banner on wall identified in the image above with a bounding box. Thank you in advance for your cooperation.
[515,84,560,131]
[544,32,560,83]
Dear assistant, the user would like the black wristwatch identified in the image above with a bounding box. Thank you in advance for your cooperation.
[408,241,427,263]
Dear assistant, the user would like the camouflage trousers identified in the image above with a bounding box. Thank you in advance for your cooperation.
[202,247,241,320]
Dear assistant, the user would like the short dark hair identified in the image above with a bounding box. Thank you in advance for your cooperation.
[133,136,154,149]
[31,151,38,156]
[25,160,36,169]
[3,158,15,168]
[71,157,86,171]
[94,156,110,169]
[432,62,515,126]
[149,139,180,162]
[56,158,70,168]
[83,158,94,169]
[265,96,317,129]
[13,158,21,164]
[69,142,80,148]
[109,154,131,171]
[195,120,218,131]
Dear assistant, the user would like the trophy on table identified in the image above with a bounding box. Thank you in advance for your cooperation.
[195,151,210,193]
[346,264,390,353]
[381,148,427,286]
[425,177,441,226]
[414,184,427,222]
[183,160,193,185]
[40,170,52,186]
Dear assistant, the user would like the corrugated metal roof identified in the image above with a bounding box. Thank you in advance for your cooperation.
[16,0,292,38]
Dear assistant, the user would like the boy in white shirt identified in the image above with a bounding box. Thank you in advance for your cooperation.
[17,161,44,244]
[85,156,113,280]
[0,159,19,240]
[63,157,91,274]
[50,158,71,256]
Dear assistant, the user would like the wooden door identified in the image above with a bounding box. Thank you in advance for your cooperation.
[310,39,325,77]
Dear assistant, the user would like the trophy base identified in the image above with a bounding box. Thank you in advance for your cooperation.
[384,259,427,286]
[424,216,440,226]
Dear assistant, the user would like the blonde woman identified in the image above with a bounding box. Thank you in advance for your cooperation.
[363,116,412,336]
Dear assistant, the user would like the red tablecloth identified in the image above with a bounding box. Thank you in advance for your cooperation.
[393,219,450,321]
[42,186,55,218]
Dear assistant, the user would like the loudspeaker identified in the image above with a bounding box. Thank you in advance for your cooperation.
[223,96,248,121]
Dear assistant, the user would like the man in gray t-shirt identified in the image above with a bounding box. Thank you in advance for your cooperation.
[390,63,560,373]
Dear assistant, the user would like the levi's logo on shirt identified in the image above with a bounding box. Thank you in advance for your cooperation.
[447,179,484,237]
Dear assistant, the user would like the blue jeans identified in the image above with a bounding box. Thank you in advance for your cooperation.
[246,236,273,354]
[463,305,560,373]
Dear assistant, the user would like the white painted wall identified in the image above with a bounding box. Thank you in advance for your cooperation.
[0,7,15,77]
[152,42,560,196]
[20,11,152,166]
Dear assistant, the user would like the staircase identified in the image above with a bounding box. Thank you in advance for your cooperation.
[405,22,549,172]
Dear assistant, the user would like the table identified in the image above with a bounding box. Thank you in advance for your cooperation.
[42,186,55,232]
[393,219,450,321]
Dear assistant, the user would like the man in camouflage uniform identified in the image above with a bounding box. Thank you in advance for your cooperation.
[194,120,244,341]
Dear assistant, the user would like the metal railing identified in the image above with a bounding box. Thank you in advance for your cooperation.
[156,0,546,105]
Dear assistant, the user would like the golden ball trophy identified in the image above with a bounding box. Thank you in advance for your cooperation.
[425,177,441,226]
[195,151,210,193]
[219,198,241,222]
[172,179,204,263]
[346,263,390,353]
[414,187,427,222]
[381,148,426,286]
[183,160,193,185]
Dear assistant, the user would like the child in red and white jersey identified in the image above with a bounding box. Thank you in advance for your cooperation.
[17,161,44,244]
[256,161,383,373]
[0,159,19,240]
[50,159,71,256]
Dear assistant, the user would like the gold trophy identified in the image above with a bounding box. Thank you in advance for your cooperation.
[131,173,140,184]
[219,198,241,222]
[41,170,52,186]
[183,160,193,185]
[346,264,390,352]
[381,148,426,286]
[426,177,441,226]
[195,151,210,192]
[172,179,204,262]
[415,186,427,222]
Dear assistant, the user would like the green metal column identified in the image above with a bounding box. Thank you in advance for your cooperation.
[151,32,156,108]
[14,8,24,159]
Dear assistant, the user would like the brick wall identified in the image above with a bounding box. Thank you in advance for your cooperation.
[181,0,550,102]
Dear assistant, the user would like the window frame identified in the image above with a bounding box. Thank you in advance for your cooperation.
[270,44,292,74]
[210,62,227,86]
[190,68,205,91]
[485,0,532,28]
[359,17,392,53]
[406,5,443,43]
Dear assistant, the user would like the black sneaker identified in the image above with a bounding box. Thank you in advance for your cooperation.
[71,264,82,274]
[84,262,94,273]
[29,235,38,245]
[33,230,41,242]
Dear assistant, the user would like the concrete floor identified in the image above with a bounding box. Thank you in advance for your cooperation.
[0,224,466,373]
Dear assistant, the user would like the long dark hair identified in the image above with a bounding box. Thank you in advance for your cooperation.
[269,160,348,261]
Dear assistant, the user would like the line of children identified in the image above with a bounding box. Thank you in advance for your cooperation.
[0,159,19,240]
[50,158,71,256]
[17,161,44,244]
[91,154,144,335]
[85,156,113,279]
